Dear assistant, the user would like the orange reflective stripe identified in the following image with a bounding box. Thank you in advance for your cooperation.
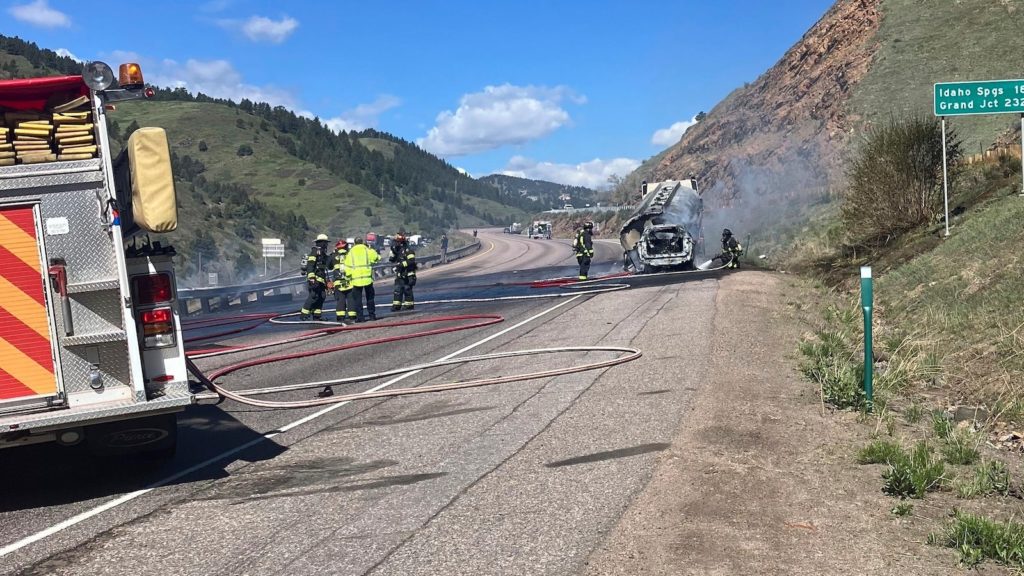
[0,212,40,272]
[0,276,49,339]
[0,337,55,395]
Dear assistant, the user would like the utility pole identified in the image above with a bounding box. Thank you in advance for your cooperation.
[380,181,384,201]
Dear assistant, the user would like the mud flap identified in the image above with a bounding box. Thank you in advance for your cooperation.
[85,412,178,458]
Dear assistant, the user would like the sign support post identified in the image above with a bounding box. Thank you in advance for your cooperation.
[1020,113,1024,197]
[941,116,950,237]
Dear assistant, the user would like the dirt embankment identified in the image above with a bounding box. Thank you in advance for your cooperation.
[653,0,882,212]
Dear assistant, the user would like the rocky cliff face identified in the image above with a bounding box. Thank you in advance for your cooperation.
[651,0,882,227]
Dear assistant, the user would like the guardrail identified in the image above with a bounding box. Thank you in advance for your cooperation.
[542,205,635,215]
[176,241,482,316]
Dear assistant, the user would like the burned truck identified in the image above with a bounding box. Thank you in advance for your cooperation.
[619,179,703,273]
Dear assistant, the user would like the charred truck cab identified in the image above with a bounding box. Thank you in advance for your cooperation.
[619,179,703,273]
[0,62,186,457]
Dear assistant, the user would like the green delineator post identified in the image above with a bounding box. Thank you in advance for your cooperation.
[861,266,874,411]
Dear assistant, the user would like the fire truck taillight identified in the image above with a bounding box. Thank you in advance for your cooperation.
[133,273,173,305]
[141,307,174,349]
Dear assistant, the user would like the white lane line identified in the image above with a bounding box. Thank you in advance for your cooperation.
[0,294,584,559]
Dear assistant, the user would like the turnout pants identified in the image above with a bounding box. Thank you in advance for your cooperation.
[393,276,415,309]
[334,288,351,321]
[301,283,326,318]
[577,255,592,280]
[347,283,376,321]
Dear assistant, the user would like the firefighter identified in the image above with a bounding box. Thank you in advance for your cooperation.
[300,233,334,320]
[344,237,380,322]
[574,221,595,280]
[389,233,417,311]
[718,228,744,269]
[331,239,352,322]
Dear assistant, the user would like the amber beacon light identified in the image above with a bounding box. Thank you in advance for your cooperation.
[119,62,144,89]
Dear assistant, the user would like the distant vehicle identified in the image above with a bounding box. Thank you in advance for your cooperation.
[563,204,574,210]
[510,222,521,234]
[408,234,422,246]
[530,221,552,239]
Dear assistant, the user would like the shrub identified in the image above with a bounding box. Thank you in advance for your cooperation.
[236,144,254,157]
[857,439,904,465]
[942,428,981,465]
[882,441,945,499]
[841,115,962,243]
[956,460,1011,499]
[198,140,208,152]
[930,511,1024,568]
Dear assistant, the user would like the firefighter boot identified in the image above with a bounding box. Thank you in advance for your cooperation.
[317,386,334,398]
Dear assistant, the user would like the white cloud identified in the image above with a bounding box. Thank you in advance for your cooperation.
[219,15,299,43]
[418,84,584,156]
[651,116,700,147]
[323,94,401,133]
[500,156,641,190]
[55,48,82,63]
[146,58,299,109]
[8,0,71,28]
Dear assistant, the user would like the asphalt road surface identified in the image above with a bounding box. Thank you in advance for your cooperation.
[0,229,721,576]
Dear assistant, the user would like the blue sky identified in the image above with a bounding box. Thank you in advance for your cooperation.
[5,0,834,188]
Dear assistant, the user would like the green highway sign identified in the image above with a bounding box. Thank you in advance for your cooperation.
[934,79,1024,116]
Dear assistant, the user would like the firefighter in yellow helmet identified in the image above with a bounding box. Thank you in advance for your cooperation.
[331,239,352,322]
[343,236,380,322]
[573,221,595,280]
[389,233,417,311]
[299,233,334,320]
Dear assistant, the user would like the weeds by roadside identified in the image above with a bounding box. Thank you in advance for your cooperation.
[929,510,1024,569]
[882,441,945,499]
[954,460,1011,499]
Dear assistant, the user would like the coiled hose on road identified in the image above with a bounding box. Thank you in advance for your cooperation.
[183,265,728,409]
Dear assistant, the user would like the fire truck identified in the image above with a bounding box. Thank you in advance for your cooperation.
[0,62,189,457]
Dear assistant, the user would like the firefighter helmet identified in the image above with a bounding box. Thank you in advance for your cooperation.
[583,221,594,230]
[722,228,732,237]
[395,233,406,243]
[335,239,348,249]
[316,233,329,242]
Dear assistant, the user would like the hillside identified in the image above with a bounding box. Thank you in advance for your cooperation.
[0,34,539,285]
[638,0,1024,239]
[478,174,599,209]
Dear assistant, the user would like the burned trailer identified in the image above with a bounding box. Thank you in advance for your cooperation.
[619,179,703,273]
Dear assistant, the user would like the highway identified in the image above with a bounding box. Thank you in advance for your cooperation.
[0,229,721,576]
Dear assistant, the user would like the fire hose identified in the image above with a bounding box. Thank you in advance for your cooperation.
[182,264,727,409]
[183,281,640,409]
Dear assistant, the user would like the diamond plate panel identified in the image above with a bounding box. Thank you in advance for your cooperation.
[60,341,132,395]
[56,290,123,336]
[63,331,127,347]
[0,384,192,434]
[0,160,104,192]
[68,278,120,293]
[39,188,118,283]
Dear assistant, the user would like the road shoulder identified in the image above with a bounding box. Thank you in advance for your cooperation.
[581,271,955,576]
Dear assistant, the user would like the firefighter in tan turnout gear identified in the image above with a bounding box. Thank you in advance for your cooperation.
[574,221,595,280]
[389,233,417,311]
[300,233,334,320]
